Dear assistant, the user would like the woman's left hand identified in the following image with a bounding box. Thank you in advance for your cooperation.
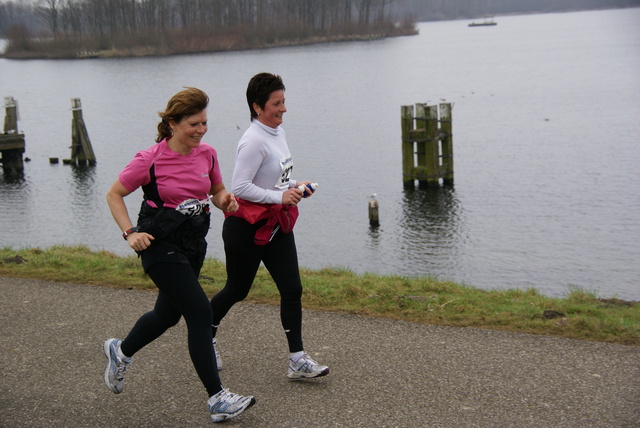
[223,193,239,212]
[209,183,238,212]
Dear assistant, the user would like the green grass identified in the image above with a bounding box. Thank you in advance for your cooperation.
[2,245,638,346]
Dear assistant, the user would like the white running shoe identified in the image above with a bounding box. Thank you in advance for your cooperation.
[207,388,256,423]
[287,352,330,379]
[212,338,222,371]
[103,338,132,394]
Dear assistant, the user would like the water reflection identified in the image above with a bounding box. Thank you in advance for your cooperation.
[70,163,96,190]
[0,172,25,185]
[367,220,381,247]
[396,186,464,276]
[0,176,31,247]
[67,164,100,236]
[1,168,24,182]
[401,187,461,237]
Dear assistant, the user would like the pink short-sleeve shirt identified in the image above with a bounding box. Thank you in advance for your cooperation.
[119,139,223,209]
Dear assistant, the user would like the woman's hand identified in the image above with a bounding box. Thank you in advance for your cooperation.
[220,193,238,212]
[282,187,303,206]
[296,181,316,198]
[209,183,238,212]
[107,179,155,252]
[126,232,155,252]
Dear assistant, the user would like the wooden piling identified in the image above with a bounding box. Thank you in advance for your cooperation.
[368,194,380,227]
[414,103,428,176]
[70,98,96,165]
[424,105,440,187]
[439,103,454,185]
[400,106,414,188]
[400,102,454,188]
[1,96,26,180]
[4,97,18,133]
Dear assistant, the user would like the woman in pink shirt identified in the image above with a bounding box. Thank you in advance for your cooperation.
[103,87,255,423]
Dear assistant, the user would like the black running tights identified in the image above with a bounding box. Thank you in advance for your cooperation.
[210,216,304,352]
[120,262,222,397]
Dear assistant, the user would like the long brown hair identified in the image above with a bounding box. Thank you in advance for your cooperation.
[156,87,209,143]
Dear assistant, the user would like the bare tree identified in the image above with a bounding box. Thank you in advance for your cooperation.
[35,0,60,38]
[59,0,82,36]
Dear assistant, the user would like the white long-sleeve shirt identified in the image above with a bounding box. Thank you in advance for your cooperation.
[231,119,296,204]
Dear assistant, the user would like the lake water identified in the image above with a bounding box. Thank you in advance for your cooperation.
[1,8,639,300]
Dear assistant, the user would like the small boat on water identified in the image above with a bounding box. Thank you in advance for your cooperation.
[468,16,497,27]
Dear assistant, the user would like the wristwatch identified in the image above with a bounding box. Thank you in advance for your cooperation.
[122,226,141,240]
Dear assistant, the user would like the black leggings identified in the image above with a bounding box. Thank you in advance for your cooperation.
[210,216,304,352]
[120,262,221,397]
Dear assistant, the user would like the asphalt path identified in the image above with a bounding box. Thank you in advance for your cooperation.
[1,276,638,427]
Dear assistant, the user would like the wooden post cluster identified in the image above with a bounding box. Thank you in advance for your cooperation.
[401,103,454,188]
[0,96,26,180]
[1,96,97,176]
[69,98,96,165]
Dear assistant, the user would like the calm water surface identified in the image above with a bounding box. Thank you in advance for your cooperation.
[1,9,639,300]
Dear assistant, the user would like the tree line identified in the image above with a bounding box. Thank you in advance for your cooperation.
[1,0,415,58]
[36,0,400,38]
[2,0,637,58]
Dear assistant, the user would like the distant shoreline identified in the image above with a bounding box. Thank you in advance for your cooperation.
[1,30,417,60]
[5,6,637,60]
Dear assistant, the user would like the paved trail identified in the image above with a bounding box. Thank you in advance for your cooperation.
[1,277,638,427]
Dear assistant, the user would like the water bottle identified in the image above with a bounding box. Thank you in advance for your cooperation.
[297,182,318,197]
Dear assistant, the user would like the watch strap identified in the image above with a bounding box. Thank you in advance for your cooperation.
[122,226,141,240]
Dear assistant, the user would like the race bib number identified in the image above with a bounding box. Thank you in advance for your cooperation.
[276,155,294,190]
[176,198,210,216]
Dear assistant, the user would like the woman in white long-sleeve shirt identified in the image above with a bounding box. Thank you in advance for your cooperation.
[209,73,330,379]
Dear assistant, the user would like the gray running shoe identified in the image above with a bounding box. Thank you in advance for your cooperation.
[207,388,256,423]
[287,352,330,379]
[212,338,222,371]
[103,338,132,394]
